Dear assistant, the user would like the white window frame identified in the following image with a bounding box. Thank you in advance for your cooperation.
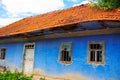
[59,42,72,65]
[87,41,105,65]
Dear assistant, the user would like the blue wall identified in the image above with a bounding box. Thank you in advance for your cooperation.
[0,34,120,80]
[0,42,24,70]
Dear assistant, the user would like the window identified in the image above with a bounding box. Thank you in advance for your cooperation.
[0,48,6,60]
[88,41,105,64]
[25,44,34,49]
[59,42,72,64]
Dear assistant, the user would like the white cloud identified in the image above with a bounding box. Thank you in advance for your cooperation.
[0,18,22,28]
[1,0,65,15]
[80,0,90,4]
[72,3,81,7]
[68,0,78,3]
[73,0,89,7]
[0,0,65,28]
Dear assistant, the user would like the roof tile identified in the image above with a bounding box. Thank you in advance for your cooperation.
[0,4,120,37]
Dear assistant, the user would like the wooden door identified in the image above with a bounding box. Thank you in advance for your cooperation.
[23,43,34,74]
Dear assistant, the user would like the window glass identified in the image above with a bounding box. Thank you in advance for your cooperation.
[0,48,6,60]
[59,42,72,64]
[88,41,105,64]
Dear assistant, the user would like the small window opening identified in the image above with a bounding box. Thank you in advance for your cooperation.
[25,44,34,49]
[97,51,102,62]
[59,42,72,64]
[88,41,105,64]
[61,48,71,61]
[90,51,95,61]
[0,48,6,60]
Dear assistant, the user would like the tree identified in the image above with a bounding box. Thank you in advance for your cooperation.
[90,0,120,10]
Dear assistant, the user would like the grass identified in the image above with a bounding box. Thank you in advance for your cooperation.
[0,70,33,80]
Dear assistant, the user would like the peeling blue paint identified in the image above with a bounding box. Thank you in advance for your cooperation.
[0,33,120,80]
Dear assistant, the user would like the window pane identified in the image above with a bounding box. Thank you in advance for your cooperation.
[97,51,102,62]
[61,50,64,61]
[25,44,34,49]
[61,47,70,61]
[59,43,72,62]
[90,51,95,61]
[64,50,68,61]
[99,44,103,49]
[68,53,71,61]
[88,41,104,64]
[90,43,103,49]
[0,48,6,60]
[90,44,94,49]
[94,44,96,49]
[96,44,103,49]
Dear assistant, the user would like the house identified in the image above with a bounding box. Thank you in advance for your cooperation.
[0,4,120,80]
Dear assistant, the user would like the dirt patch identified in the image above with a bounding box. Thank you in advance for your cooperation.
[62,73,89,80]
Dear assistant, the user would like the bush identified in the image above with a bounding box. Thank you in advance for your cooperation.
[89,0,120,10]
[0,70,33,80]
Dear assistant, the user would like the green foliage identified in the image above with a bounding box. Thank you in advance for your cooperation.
[0,70,33,80]
[89,0,120,10]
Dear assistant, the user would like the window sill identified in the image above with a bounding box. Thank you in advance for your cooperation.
[59,61,72,65]
[87,61,105,65]
[0,59,5,61]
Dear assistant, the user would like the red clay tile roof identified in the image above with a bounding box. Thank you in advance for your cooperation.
[0,4,120,37]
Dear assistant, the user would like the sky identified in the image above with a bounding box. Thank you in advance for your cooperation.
[0,0,89,28]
